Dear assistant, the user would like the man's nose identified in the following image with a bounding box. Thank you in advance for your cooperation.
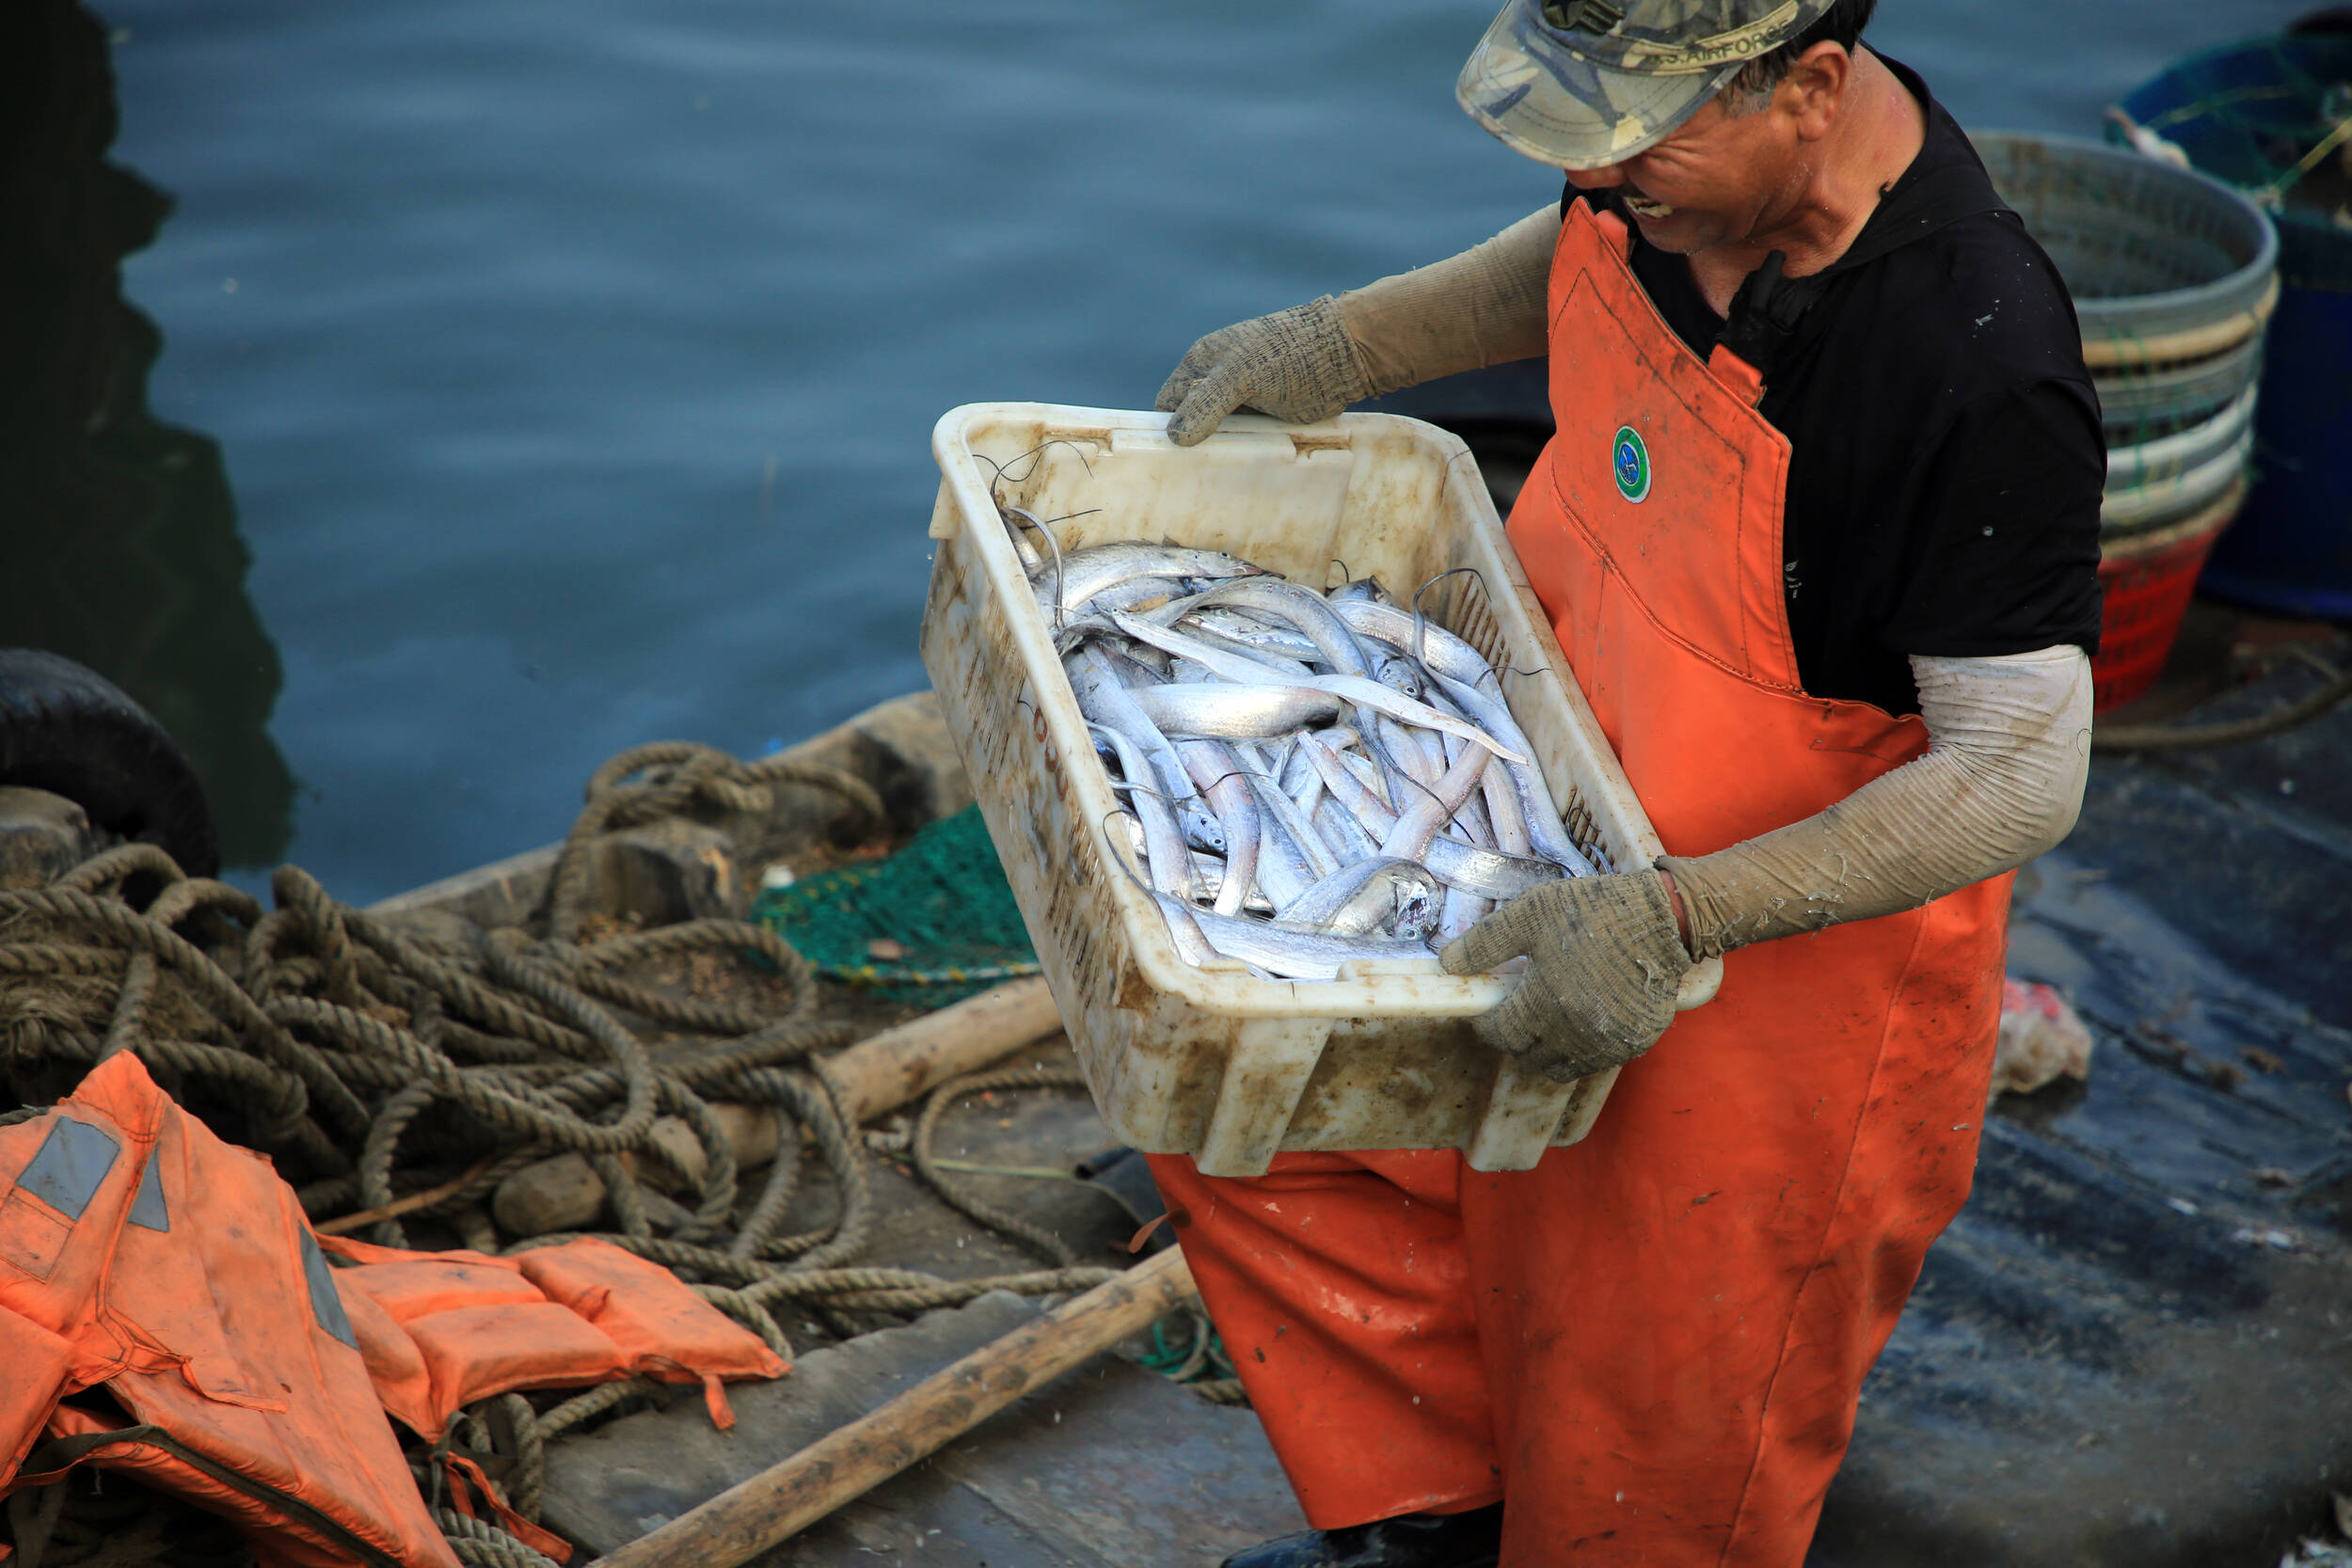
[1563,163,1628,192]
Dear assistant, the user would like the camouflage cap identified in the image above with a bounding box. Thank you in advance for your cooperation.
[1457,0,1841,170]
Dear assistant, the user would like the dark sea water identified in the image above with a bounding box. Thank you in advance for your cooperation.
[30,0,2316,901]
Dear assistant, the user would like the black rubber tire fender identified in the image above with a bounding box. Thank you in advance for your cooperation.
[0,648,220,877]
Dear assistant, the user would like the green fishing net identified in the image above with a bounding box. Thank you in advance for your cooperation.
[753,804,1041,1007]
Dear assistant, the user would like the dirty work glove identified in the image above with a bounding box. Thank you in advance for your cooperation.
[1155,296,1372,448]
[1438,869,1692,1082]
[1154,206,1559,448]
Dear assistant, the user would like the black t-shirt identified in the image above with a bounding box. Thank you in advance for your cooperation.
[1563,56,2105,717]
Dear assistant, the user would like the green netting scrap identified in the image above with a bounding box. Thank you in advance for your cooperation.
[753,804,1040,1006]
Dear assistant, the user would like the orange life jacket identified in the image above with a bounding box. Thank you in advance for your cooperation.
[0,1053,790,1568]
[0,1053,458,1568]
[320,1232,787,1441]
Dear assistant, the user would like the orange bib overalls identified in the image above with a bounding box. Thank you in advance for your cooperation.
[1149,198,2010,1566]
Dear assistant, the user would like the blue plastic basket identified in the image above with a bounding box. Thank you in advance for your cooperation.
[2116,35,2352,620]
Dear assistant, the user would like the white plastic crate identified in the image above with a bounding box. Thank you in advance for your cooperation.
[919,404,1721,1177]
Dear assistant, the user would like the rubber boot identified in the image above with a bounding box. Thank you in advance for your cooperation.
[1218,1503,1503,1568]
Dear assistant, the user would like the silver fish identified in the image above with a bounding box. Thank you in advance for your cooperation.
[1099,644,1172,691]
[1241,745,1340,873]
[1311,673,1524,763]
[1431,672,1596,877]
[1172,608,1322,664]
[1379,744,1490,863]
[1247,788,1339,903]
[1063,552,1591,978]
[1066,646,1197,803]
[1377,714,1441,793]
[1030,542,1265,617]
[1298,736,1560,899]
[1437,884,1490,945]
[1422,838,1566,901]
[1330,599,1497,689]
[1113,613,1523,763]
[1425,680,1530,858]
[1160,897,1218,968]
[1146,617,1321,680]
[1435,729,1498,849]
[1187,851,1277,916]
[1375,656,1425,699]
[1237,781,1318,910]
[1312,792,1383,867]
[1178,800,1228,856]
[1104,831,1217,967]
[1110,610,1324,686]
[1279,858,1441,940]
[1101,578,1214,617]
[1129,683,1344,740]
[1180,578,1459,798]
[1288,761,1325,823]
[1084,647,1228,847]
[1299,731,1399,835]
[1276,734,1323,800]
[1338,744,1400,813]
[1479,748,1534,858]
[1179,738,1262,919]
[1179,902,1437,981]
[1001,512,1044,573]
[1186,578,1377,677]
[1090,724,1195,902]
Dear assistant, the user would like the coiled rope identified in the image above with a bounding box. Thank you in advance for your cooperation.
[0,741,1183,1567]
[2093,646,2352,751]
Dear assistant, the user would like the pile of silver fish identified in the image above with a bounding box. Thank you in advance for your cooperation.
[1006,519,1595,981]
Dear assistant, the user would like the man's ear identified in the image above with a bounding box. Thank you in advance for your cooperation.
[1778,41,1852,144]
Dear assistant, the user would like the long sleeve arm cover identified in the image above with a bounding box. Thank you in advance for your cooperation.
[1661,645,2093,956]
[1340,205,1560,397]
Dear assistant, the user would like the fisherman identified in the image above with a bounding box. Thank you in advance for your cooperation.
[1146,2,2103,1564]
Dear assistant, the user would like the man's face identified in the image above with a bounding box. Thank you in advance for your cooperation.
[1562,44,1859,258]
[1564,93,1806,255]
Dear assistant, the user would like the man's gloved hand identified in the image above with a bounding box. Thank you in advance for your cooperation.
[1438,869,1692,1082]
[1154,296,1373,448]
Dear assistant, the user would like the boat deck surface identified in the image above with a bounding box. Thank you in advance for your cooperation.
[464,622,2352,1568]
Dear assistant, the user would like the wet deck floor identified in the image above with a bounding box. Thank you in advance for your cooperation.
[538,1040,1311,1564]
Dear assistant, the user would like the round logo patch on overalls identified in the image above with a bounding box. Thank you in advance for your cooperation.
[1613,425,1651,503]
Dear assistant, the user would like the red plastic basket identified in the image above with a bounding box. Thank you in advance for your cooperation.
[2091,486,2240,712]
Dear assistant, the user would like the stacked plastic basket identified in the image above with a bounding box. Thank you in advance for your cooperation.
[2114,32,2352,623]
[1974,133,2278,711]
